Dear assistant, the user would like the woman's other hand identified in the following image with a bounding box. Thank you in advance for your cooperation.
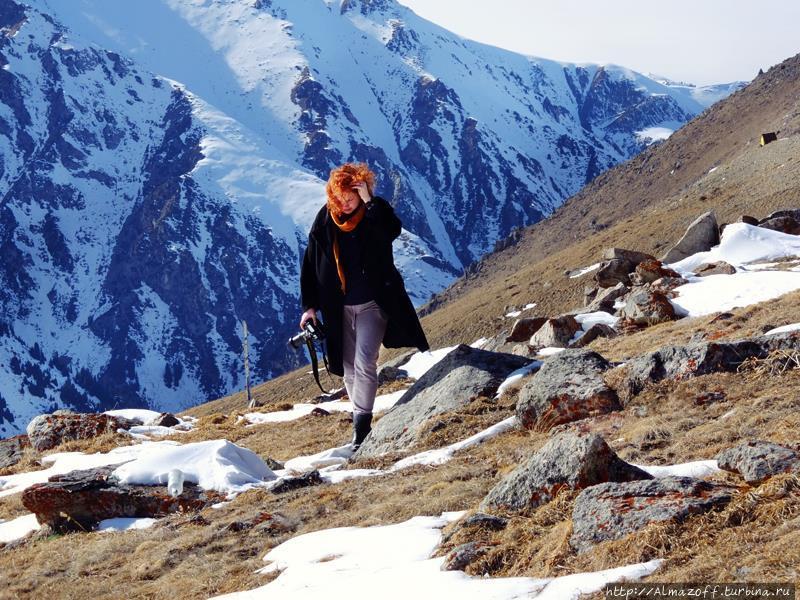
[353,181,372,203]
[300,308,317,329]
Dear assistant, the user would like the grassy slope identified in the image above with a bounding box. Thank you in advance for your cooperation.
[2,55,800,598]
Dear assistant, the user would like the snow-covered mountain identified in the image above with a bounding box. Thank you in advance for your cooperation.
[0,0,740,435]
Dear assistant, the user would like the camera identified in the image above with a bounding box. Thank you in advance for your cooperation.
[288,318,326,349]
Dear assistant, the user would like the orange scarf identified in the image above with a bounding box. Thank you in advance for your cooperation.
[330,203,366,294]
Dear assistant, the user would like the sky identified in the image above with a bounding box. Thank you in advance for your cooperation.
[396,0,800,86]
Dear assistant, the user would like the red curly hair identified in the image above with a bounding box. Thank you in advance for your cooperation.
[326,163,376,216]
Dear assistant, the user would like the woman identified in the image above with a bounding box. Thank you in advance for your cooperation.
[300,163,429,451]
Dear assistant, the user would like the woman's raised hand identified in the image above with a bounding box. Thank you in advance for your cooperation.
[352,181,372,203]
[300,308,317,329]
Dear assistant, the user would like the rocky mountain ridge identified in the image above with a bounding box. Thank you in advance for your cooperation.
[0,0,744,435]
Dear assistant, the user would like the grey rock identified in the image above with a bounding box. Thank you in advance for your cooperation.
[506,317,547,343]
[595,249,656,288]
[462,513,509,531]
[481,432,651,513]
[516,350,621,431]
[529,315,580,348]
[265,457,285,471]
[649,276,689,293]
[695,261,736,276]
[619,289,677,325]
[620,332,800,402]
[716,441,798,484]
[661,211,720,264]
[570,324,618,348]
[601,248,657,263]
[570,476,735,552]
[355,345,531,458]
[0,435,30,470]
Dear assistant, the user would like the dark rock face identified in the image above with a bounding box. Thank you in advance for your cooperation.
[355,345,530,458]
[576,282,629,314]
[516,350,621,431]
[21,466,224,533]
[145,413,180,428]
[716,441,799,484]
[661,211,720,264]
[507,317,547,343]
[529,316,580,348]
[0,434,29,470]
[26,413,134,452]
[619,332,800,402]
[481,432,651,513]
[570,476,735,553]
[619,289,677,325]
[758,215,800,235]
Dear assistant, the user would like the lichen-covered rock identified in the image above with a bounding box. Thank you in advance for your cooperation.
[619,331,800,402]
[618,289,677,325]
[0,435,30,470]
[355,345,531,458]
[570,476,735,553]
[481,432,650,513]
[629,260,681,286]
[26,413,136,452]
[716,441,799,484]
[21,467,224,533]
[661,211,719,264]
[516,350,621,431]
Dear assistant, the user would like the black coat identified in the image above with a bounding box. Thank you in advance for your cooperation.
[300,196,429,376]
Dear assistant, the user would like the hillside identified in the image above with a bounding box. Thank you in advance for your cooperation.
[0,0,742,436]
[1,31,799,600]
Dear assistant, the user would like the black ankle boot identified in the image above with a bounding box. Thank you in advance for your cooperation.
[350,412,373,451]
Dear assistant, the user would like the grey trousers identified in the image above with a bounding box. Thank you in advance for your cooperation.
[342,300,388,415]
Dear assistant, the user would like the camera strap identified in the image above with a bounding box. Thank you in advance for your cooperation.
[305,337,333,393]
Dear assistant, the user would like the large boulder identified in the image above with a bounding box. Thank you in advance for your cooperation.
[716,441,799,484]
[481,432,651,513]
[506,317,547,343]
[355,345,531,458]
[0,434,30,470]
[661,211,720,264]
[758,215,800,235]
[21,467,224,533]
[26,413,137,452]
[570,476,735,553]
[618,289,677,325]
[529,315,580,348]
[619,331,800,402]
[595,249,656,288]
[516,350,621,431]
